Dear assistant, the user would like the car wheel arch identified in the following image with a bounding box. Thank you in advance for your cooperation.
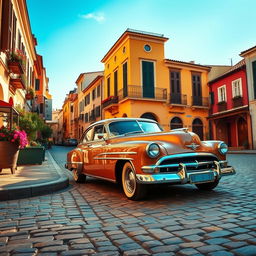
[115,160,136,184]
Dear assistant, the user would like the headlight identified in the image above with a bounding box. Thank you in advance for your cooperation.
[146,143,160,158]
[218,142,228,155]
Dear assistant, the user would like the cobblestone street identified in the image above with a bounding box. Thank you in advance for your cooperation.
[0,148,255,256]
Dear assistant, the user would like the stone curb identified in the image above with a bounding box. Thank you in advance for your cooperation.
[0,151,69,201]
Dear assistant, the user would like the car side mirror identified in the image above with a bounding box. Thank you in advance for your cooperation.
[97,133,107,140]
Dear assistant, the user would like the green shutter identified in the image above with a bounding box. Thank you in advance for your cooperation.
[123,63,127,97]
[142,61,154,98]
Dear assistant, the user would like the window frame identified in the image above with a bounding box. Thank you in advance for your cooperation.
[232,78,242,98]
[217,85,227,103]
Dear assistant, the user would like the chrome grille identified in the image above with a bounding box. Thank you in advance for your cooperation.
[159,154,218,173]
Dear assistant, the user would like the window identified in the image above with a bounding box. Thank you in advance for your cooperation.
[83,127,94,142]
[232,78,242,98]
[218,85,227,103]
[84,113,88,122]
[92,89,96,100]
[97,85,101,97]
[107,77,110,97]
[170,117,183,130]
[71,106,73,113]
[144,44,151,52]
[35,79,40,91]
[95,106,101,117]
[114,70,118,97]
[93,125,106,141]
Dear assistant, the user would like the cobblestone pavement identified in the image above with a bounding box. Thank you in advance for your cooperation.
[0,148,255,256]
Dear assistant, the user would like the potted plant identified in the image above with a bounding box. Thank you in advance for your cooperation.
[0,126,28,174]
[25,87,35,100]
[17,111,46,165]
[6,49,26,74]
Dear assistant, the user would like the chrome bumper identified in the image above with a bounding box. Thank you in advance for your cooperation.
[137,161,235,184]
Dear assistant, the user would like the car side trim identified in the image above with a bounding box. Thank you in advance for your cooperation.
[97,152,137,155]
[94,157,134,160]
[85,173,116,183]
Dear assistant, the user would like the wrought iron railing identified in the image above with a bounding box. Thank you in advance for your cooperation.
[191,96,209,107]
[169,93,187,105]
[118,85,167,101]
[217,101,227,112]
[232,96,243,108]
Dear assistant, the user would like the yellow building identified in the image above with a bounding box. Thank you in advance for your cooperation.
[101,29,210,139]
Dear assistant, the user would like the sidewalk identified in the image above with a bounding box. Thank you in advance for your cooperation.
[0,150,69,201]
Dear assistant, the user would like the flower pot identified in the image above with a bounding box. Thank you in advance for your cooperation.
[17,146,45,165]
[0,141,19,174]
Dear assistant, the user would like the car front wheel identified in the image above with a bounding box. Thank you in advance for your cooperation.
[122,162,147,200]
[73,168,86,183]
[195,179,219,190]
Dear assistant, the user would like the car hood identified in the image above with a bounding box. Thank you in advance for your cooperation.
[110,130,204,154]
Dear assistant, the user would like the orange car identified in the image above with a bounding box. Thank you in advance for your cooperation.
[66,118,235,200]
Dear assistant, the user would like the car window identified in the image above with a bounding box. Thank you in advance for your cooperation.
[93,125,107,141]
[109,121,142,136]
[83,127,94,142]
[138,121,163,133]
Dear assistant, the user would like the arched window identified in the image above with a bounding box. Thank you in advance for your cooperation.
[170,117,183,130]
[140,113,158,122]
[192,118,204,140]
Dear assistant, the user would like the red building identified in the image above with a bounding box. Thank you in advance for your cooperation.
[208,60,253,149]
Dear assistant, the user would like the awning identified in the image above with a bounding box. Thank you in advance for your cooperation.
[0,100,19,129]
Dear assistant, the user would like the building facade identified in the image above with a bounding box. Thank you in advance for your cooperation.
[240,46,256,149]
[208,60,253,149]
[101,29,210,139]
[75,71,103,139]
[0,0,51,126]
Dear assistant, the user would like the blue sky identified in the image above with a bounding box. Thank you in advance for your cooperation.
[27,0,256,109]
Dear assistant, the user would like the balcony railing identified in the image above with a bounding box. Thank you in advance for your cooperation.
[217,101,227,112]
[169,93,187,105]
[102,96,119,109]
[10,76,26,90]
[232,96,244,108]
[118,85,167,101]
[191,96,209,107]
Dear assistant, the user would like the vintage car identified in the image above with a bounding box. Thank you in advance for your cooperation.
[66,118,235,200]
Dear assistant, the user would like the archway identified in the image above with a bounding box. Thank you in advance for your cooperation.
[170,117,183,130]
[140,112,158,122]
[192,118,204,140]
[237,117,248,148]
[122,113,128,117]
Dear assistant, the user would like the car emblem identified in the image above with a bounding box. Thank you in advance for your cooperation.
[186,143,200,150]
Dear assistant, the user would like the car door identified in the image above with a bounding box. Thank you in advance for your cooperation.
[83,124,108,179]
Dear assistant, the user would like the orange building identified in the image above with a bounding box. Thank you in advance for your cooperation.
[101,29,210,139]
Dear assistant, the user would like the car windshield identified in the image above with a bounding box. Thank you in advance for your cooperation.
[108,120,162,136]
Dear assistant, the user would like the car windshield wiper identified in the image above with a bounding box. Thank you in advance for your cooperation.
[123,130,144,136]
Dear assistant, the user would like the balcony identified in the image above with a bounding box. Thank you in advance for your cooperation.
[8,60,24,74]
[217,101,227,112]
[118,85,167,101]
[191,96,209,107]
[232,96,243,108]
[102,96,119,109]
[169,93,187,105]
[10,76,26,90]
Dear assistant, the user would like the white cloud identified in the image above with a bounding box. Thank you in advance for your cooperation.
[80,12,105,23]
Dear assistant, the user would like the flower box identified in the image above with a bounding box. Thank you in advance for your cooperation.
[8,60,24,74]
[17,146,45,165]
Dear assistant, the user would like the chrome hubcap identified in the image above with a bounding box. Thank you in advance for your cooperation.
[125,167,135,194]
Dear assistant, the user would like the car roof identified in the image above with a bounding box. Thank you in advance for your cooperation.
[89,117,157,128]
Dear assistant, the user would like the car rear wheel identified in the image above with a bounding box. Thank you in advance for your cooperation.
[195,179,219,190]
[122,162,147,200]
[73,168,86,183]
